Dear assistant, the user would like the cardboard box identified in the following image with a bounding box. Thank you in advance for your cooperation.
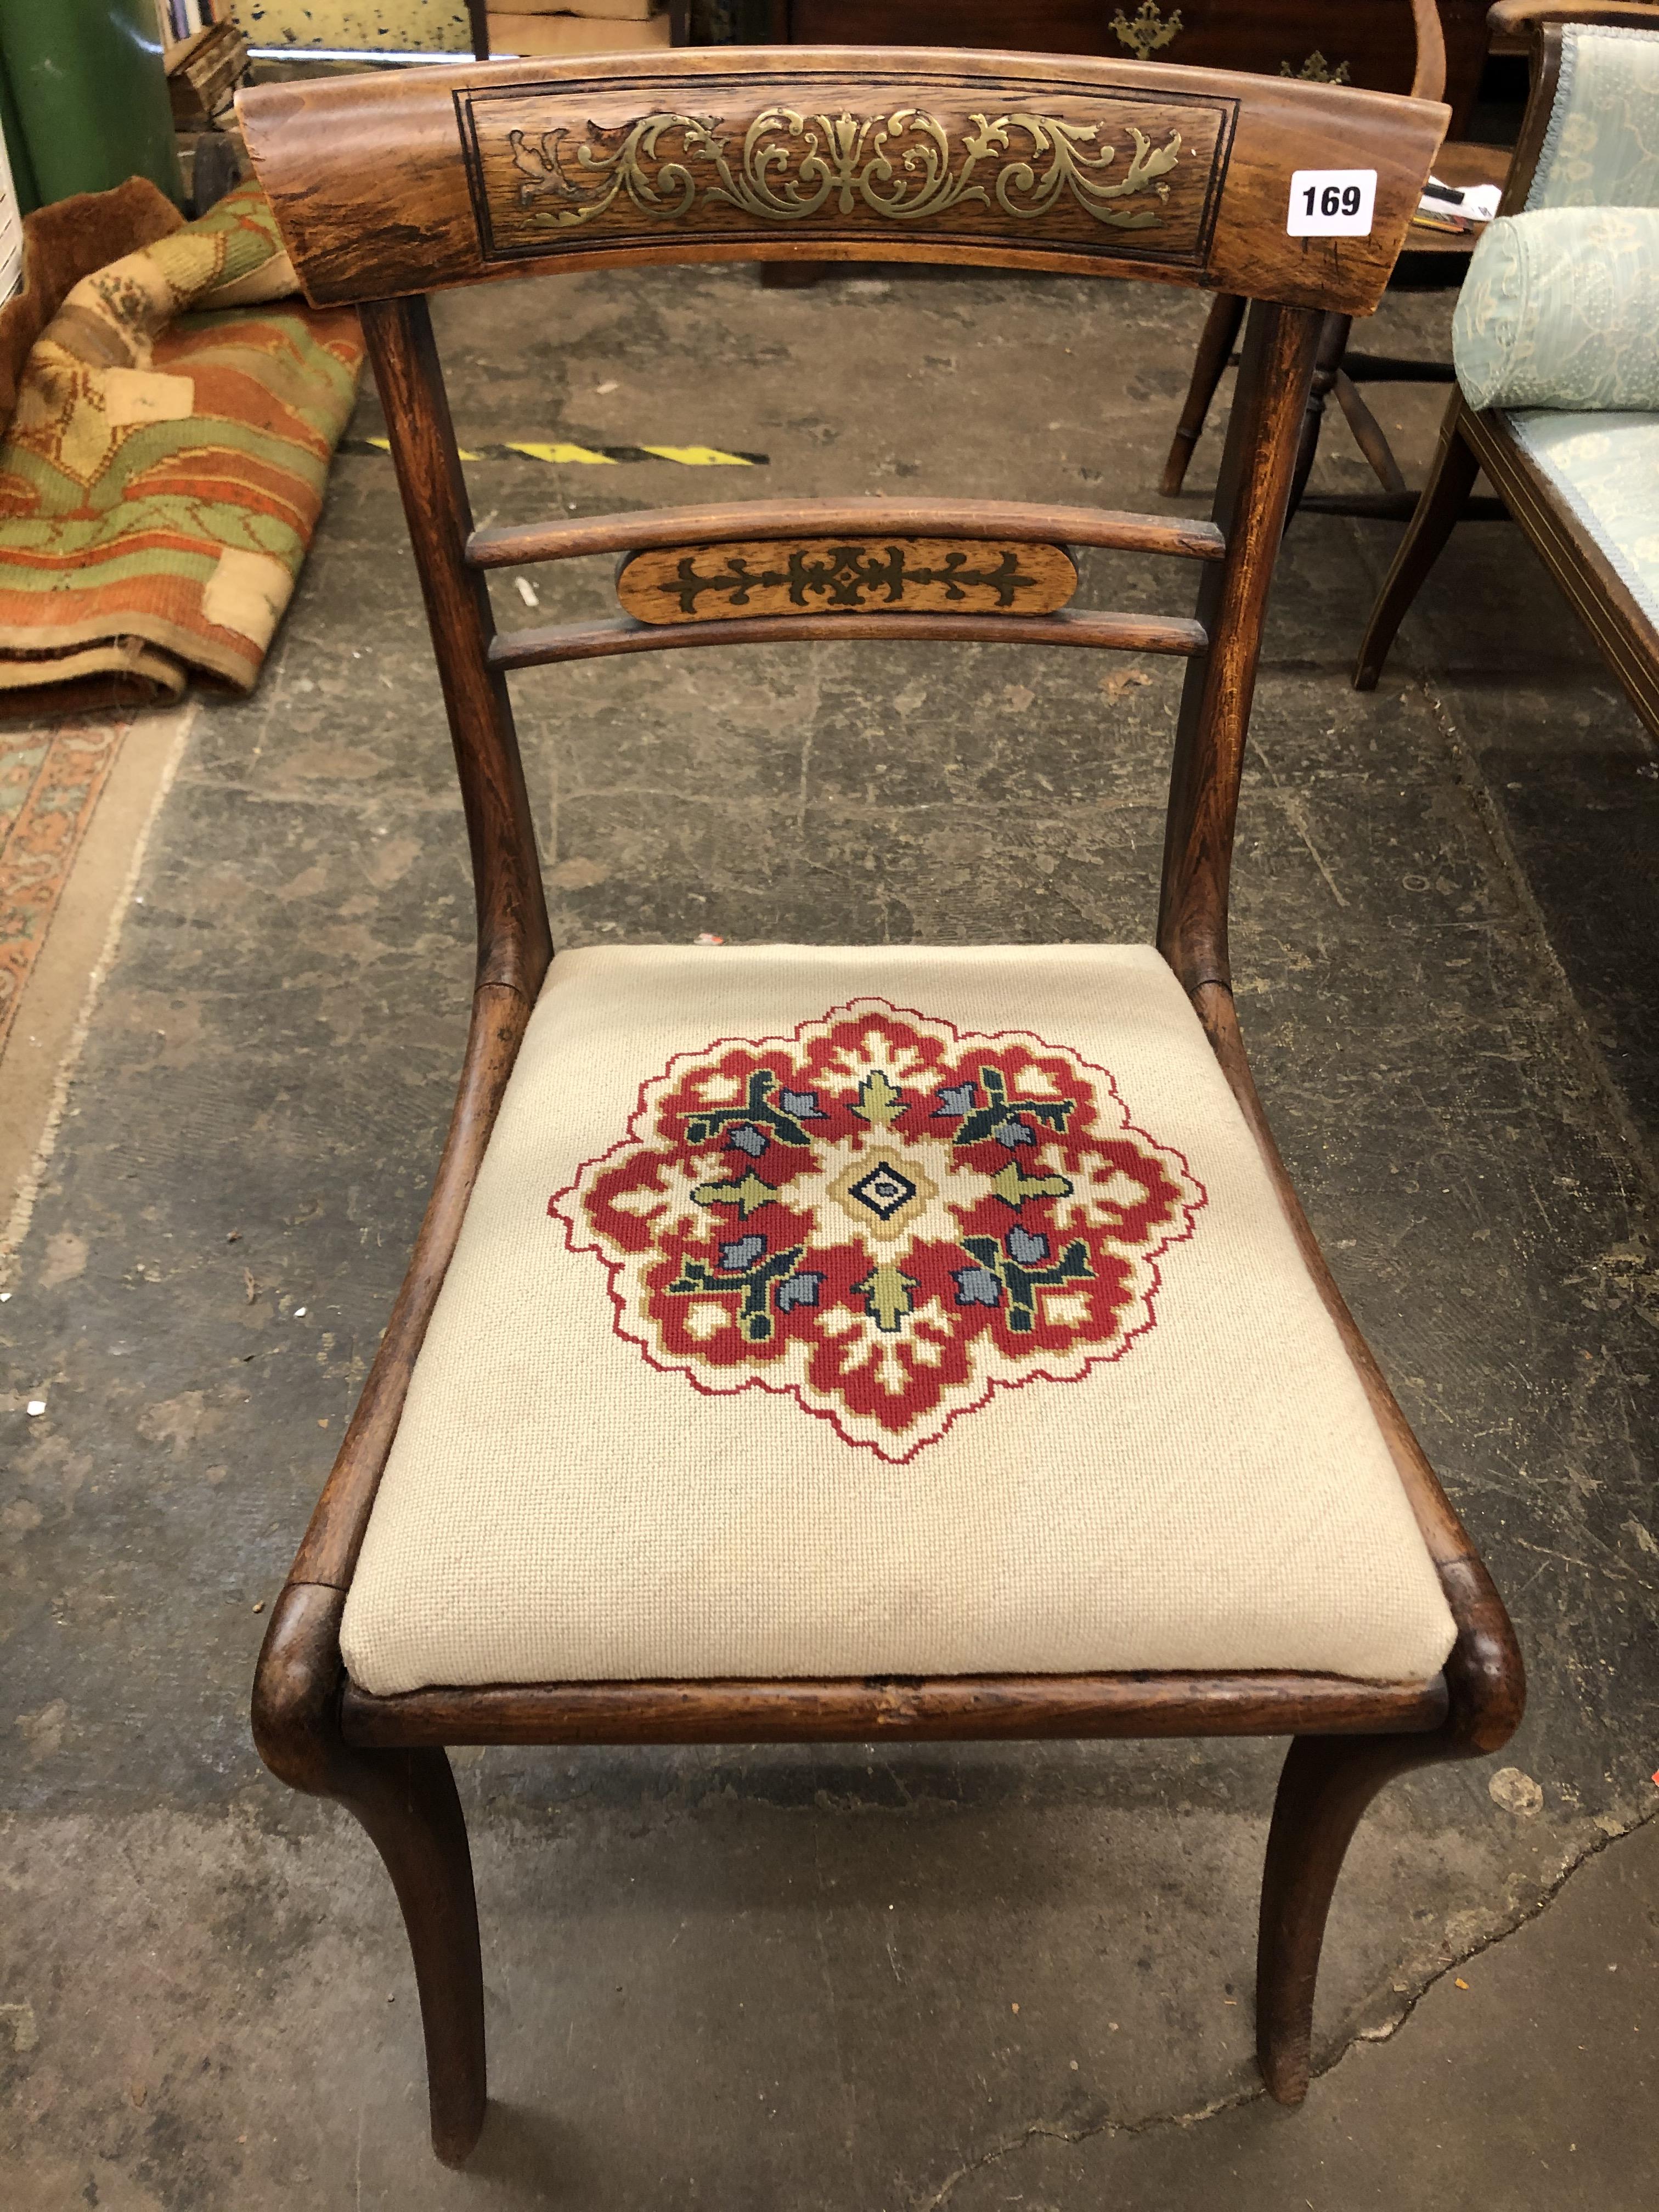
[487,14,673,54]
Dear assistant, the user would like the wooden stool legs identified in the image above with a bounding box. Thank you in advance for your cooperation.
[1161,291,1246,495]
[1167,303,1419,520]
[1354,400,1483,690]
[252,1584,488,2167]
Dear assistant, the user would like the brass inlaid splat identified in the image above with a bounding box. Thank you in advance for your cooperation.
[616,537,1080,625]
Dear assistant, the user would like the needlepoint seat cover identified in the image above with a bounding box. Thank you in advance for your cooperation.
[340,944,1457,1697]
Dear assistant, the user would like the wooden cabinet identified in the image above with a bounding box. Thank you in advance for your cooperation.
[773,2,1489,134]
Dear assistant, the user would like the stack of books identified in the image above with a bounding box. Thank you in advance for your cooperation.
[488,1,672,59]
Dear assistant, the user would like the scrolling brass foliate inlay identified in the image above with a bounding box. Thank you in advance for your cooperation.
[459,80,1234,271]
[505,108,1183,233]
[617,537,1079,626]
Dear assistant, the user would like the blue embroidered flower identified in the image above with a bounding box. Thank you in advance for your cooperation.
[933,1082,977,1116]
[775,1271,825,1312]
[726,1124,769,1158]
[1006,1227,1051,1265]
[719,1234,768,1269]
[991,1116,1035,1148]
[952,1265,1002,1307]
[776,1088,825,1119]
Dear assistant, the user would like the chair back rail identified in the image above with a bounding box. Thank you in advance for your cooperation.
[242,52,1445,1008]
[488,607,1211,672]
[239,48,1446,315]
[467,496,1228,568]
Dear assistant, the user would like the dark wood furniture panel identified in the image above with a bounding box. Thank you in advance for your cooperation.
[777,0,1491,133]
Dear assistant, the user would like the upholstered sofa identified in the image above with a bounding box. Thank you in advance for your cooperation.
[1356,2,1659,734]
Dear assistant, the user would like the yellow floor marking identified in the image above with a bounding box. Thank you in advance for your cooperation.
[639,444,756,466]
[506,441,618,465]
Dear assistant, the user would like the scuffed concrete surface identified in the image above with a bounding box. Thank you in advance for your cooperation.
[2,262,1656,2205]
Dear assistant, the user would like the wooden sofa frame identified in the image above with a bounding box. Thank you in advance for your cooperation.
[1355,0,1659,732]
[238,46,1523,2165]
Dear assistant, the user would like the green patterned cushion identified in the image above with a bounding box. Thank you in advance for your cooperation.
[1526,25,1659,211]
[1453,207,1659,413]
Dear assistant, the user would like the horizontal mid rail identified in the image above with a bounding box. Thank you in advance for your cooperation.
[490,607,1207,670]
[468,498,1227,569]
[341,1669,1450,1747]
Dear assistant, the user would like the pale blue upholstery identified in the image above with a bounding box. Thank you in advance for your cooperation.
[1448,24,1659,636]
[1453,208,1659,411]
[1502,411,1659,627]
[1525,24,1659,210]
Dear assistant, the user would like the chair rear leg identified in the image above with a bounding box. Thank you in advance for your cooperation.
[1161,292,1245,495]
[253,1583,487,2167]
[1353,403,1482,691]
[1255,1732,1446,2104]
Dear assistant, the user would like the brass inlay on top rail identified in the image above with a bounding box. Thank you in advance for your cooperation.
[503,106,1183,234]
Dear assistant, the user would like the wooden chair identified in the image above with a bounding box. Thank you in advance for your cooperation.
[1355,0,1659,730]
[238,46,1522,2166]
[1160,0,1512,517]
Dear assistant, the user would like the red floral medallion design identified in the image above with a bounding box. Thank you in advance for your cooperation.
[550,998,1206,1460]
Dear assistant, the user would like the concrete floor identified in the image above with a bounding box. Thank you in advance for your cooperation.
[2,259,1656,2207]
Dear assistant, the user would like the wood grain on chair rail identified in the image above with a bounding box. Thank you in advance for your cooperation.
[489,606,1208,669]
[467,497,1227,569]
[341,1668,1450,1748]
[238,47,1447,315]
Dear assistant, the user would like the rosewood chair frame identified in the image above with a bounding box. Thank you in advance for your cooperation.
[1354,0,1659,730]
[1160,0,1511,521]
[238,46,1522,2166]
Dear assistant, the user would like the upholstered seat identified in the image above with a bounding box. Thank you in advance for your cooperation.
[341,944,1457,1696]
[1504,409,1659,628]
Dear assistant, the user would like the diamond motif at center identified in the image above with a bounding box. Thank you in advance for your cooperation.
[826,1147,939,1244]
[851,1163,916,1217]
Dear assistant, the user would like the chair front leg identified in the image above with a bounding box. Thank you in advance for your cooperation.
[1255,1731,1449,2103]
[253,1583,487,2166]
[1353,399,1483,690]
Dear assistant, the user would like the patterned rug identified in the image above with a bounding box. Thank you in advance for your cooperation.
[0,178,363,718]
[0,710,129,1053]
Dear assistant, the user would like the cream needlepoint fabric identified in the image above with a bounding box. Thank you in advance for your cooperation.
[340,945,1458,1694]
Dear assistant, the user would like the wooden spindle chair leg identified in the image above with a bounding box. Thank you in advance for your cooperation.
[1286,312,1353,522]
[1333,371,1408,495]
[1353,405,1483,690]
[253,1584,488,2166]
[1161,292,1246,495]
[1255,1731,1448,2104]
